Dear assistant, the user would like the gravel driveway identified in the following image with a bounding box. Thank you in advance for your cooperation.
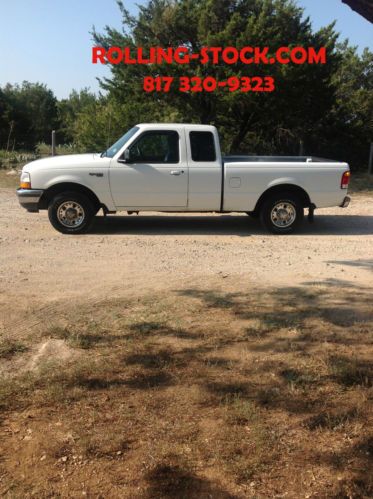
[0,188,372,321]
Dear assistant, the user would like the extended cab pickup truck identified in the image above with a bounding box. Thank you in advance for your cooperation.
[17,123,350,234]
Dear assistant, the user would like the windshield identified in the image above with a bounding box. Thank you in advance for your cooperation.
[101,126,139,158]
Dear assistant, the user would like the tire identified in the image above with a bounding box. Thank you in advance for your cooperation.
[260,193,304,234]
[48,192,95,234]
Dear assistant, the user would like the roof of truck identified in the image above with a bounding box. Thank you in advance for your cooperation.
[137,123,217,130]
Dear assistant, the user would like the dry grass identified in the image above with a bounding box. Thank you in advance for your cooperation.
[0,169,20,188]
[43,323,110,350]
[0,284,372,498]
[0,337,27,359]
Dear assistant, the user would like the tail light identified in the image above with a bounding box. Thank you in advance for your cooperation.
[341,171,350,189]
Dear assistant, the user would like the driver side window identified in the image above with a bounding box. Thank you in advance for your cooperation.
[129,131,179,163]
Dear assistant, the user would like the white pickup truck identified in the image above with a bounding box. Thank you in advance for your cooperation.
[17,123,350,234]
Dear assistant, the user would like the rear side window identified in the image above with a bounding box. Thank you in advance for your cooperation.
[190,131,216,162]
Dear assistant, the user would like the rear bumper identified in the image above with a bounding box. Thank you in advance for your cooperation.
[16,189,44,212]
[340,195,351,208]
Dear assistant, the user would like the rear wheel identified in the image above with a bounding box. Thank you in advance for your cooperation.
[260,194,304,234]
[48,192,95,234]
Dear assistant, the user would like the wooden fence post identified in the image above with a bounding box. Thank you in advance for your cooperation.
[51,130,56,156]
[6,121,14,152]
[369,143,373,175]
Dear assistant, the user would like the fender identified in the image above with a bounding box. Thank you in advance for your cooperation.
[267,176,305,189]
[254,181,312,213]
[38,173,116,211]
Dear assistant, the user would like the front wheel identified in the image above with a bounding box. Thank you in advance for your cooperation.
[260,194,304,234]
[48,192,95,234]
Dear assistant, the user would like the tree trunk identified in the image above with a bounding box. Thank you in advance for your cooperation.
[342,0,373,23]
[229,119,252,153]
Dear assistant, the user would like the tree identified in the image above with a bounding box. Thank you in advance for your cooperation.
[309,44,373,166]
[0,82,59,150]
[58,89,99,143]
[0,88,13,149]
[342,0,373,23]
[61,90,170,151]
[93,0,342,155]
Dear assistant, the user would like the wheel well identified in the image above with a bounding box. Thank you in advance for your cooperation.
[38,183,102,211]
[254,184,311,213]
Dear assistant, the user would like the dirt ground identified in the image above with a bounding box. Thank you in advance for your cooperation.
[0,188,372,305]
[0,185,372,498]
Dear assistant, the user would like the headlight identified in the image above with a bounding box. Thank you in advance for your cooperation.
[20,171,31,189]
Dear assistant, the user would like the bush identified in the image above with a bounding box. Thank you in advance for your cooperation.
[0,143,82,169]
[35,142,82,156]
[0,150,37,169]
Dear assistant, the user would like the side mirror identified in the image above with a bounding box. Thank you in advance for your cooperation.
[118,148,131,164]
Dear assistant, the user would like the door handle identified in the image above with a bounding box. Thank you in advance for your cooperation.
[170,170,184,176]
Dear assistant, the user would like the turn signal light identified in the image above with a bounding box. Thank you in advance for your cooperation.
[20,171,31,189]
[341,171,350,189]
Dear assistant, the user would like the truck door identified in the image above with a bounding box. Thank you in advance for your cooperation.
[109,129,188,208]
[186,129,222,211]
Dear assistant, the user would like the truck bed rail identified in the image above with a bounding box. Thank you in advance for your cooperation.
[224,155,338,163]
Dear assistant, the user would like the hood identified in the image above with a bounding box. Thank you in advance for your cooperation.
[23,153,109,172]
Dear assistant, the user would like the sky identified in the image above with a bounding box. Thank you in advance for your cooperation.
[0,0,372,99]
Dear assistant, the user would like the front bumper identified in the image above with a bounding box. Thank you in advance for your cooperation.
[340,195,351,208]
[16,189,44,212]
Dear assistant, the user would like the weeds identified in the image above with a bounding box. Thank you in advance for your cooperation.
[0,373,36,411]
[0,150,36,168]
[224,394,259,425]
[305,407,360,430]
[349,173,373,194]
[77,430,131,458]
[219,394,276,481]
[44,324,111,349]
[0,338,27,359]
[328,355,372,387]
[280,367,319,389]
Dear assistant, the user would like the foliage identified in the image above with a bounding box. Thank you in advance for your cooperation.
[73,98,175,151]
[90,0,373,167]
[0,150,37,168]
[35,142,82,156]
[0,82,59,150]
[0,0,372,169]
[57,89,99,144]
[302,44,373,165]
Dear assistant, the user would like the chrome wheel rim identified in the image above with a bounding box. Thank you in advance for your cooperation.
[271,202,296,228]
[57,201,85,228]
